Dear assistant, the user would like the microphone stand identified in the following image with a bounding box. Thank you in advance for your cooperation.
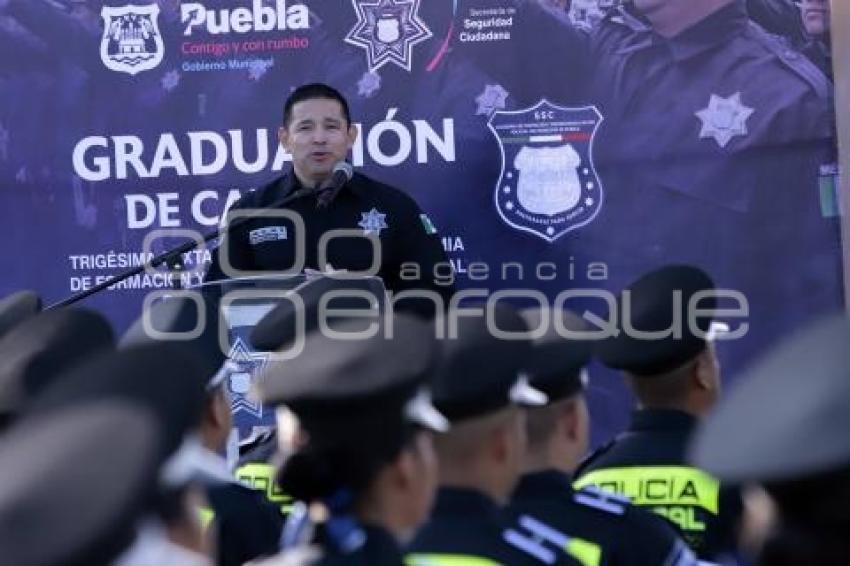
[47,183,322,310]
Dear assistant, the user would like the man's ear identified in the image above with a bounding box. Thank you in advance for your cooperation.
[278,126,290,151]
[346,123,358,149]
[211,390,229,428]
[558,401,580,443]
[693,348,717,391]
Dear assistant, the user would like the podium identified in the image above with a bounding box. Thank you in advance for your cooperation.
[191,274,387,439]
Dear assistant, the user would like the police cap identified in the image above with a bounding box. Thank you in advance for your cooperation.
[27,342,210,462]
[597,264,716,377]
[120,291,227,387]
[690,315,850,484]
[432,303,547,422]
[258,312,447,434]
[0,290,41,340]
[0,307,114,422]
[519,307,593,402]
[0,402,160,566]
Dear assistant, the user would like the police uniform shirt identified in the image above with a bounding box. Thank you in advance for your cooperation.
[204,482,284,566]
[585,1,840,357]
[574,409,742,561]
[407,487,580,566]
[511,470,696,566]
[205,170,453,306]
[465,0,842,371]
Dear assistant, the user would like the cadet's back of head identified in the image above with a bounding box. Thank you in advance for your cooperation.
[431,304,547,502]
[258,314,448,546]
[518,307,593,472]
[598,264,722,416]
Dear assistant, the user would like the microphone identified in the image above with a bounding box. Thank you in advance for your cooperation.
[316,161,354,208]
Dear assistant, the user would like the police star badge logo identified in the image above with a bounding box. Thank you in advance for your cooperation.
[100,4,164,75]
[489,100,604,243]
[225,337,269,419]
[695,92,754,149]
[345,0,433,72]
[359,208,389,235]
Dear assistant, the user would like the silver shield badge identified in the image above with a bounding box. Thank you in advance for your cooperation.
[489,100,604,243]
[100,4,165,75]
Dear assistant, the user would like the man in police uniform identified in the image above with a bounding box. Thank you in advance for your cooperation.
[23,341,220,565]
[510,306,697,566]
[407,305,580,565]
[690,314,850,564]
[206,83,453,317]
[573,265,742,561]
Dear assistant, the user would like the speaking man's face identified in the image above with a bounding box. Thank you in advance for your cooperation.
[279,98,357,187]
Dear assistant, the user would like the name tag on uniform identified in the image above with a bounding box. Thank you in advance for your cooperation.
[249,226,287,245]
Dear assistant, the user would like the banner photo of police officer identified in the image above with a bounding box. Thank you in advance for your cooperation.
[0,0,841,442]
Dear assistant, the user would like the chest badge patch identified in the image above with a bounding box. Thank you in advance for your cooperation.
[358,208,388,235]
[695,92,754,149]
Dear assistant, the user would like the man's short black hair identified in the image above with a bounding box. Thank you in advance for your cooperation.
[283,83,351,127]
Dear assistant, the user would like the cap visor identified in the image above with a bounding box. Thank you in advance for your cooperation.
[405,390,450,433]
[510,375,548,407]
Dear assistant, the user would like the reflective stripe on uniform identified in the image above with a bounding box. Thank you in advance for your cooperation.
[566,537,602,566]
[574,466,720,514]
[235,462,292,511]
[406,554,501,565]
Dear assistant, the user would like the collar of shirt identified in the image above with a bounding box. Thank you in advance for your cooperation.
[323,523,403,562]
[513,470,575,500]
[665,1,750,63]
[193,446,236,486]
[432,487,501,518]
[615,1,749,63]
[628,409,698,434]
[276,169,361,202]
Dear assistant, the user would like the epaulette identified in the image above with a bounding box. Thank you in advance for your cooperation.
[746,21,830,99]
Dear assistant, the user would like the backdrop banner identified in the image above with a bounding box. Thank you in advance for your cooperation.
[0,0,842,442]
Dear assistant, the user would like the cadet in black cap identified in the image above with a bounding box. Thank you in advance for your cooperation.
[25,342,215,565]
[407,304,579,565]
[574,265,742,560]
[690,315,850,565]
[509,307,697,566]
[0,307,114,431]
[0,402,160,566]
[241,275,386,516]
[0,290,41,340]
[254,313,449,565]
[122,294,285,566]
